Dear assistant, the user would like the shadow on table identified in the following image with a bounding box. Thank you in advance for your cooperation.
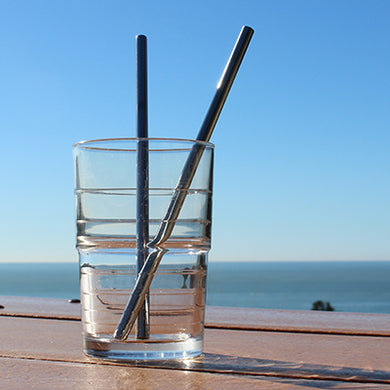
[128,353,390,388]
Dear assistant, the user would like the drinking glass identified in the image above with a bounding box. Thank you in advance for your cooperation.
[73,138,214,360]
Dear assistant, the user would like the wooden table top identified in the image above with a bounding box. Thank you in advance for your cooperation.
[1,296,389,389]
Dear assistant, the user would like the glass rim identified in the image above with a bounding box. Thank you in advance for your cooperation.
[73,137,214,151]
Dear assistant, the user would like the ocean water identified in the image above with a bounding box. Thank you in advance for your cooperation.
[0,261,389,314]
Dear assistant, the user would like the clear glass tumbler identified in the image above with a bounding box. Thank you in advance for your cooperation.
[73,138,214,361]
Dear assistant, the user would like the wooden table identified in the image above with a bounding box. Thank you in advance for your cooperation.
[1,296,389,389]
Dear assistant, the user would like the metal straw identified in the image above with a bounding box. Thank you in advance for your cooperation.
[114,26,254,340]
[135,35,150,339]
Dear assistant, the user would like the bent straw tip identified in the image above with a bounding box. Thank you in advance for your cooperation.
[242,25,254,33]
[113,329,125,340]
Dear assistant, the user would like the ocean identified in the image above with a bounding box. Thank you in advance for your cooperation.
[1,261,389,314]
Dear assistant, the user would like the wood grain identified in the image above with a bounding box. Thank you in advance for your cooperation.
[1,316,389,384]
[4,357,387,390]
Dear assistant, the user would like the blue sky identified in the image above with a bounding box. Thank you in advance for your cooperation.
[1,0,389,262]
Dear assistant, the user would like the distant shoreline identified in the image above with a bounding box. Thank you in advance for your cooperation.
[1,261,389,314]
[1,259,389,264]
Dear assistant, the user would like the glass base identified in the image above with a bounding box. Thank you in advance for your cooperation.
[84,334,203,361]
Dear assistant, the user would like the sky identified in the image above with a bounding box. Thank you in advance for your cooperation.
[0,0,389,263]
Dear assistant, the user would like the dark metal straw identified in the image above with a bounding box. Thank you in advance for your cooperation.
[135,35,150,339]
[114,26,254,340]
